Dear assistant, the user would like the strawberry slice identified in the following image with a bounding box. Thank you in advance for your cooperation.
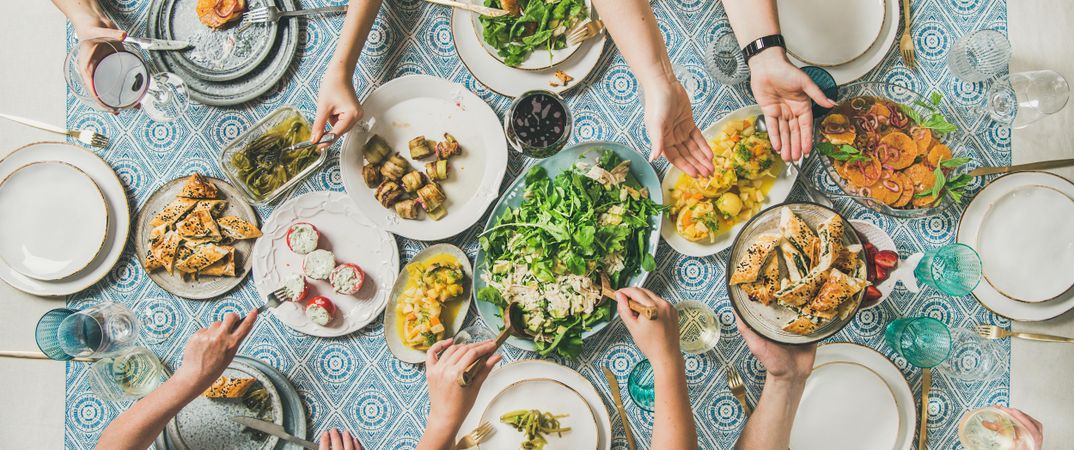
[864,285,882,302]
[874,250,899,270]
[875,265,890,283]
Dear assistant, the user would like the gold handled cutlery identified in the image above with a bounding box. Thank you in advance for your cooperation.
[601,366,638,450]
[899,0,916,68]
[968,158,1074,177]
[975,324,1074,343]
[423,0,510,17]
[918,367,931,450]
[0,113,109,149]
[727,366,752,416]
[454,421,494,449]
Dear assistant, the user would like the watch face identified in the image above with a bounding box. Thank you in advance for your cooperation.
[92,51,149,109]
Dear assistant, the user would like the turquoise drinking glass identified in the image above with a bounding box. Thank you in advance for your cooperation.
[914,243,983,296]
[35,308,77,361]
[627,359,656,412]
[884,317,953,368]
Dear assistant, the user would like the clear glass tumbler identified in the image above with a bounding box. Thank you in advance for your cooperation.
[938,327,1004,382]
[675,300,721,354]
[703,32,750,86]
[453,323,499,345]
[86,346,166,401]
[946,29,1011,83]
[56,302,141,358]
[959,407,1038,450]
[884,317,952,368]
[914,243,983,297]
[984,70,1070,128]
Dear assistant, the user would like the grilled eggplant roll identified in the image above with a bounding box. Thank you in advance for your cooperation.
[426,206,447,221]
[402,171,425,193]
[375,180,405,208]
[395,199,420,220]
[436,133,462,159]
[364,134,392,165]
[408,136,434,159]
[362,164,381,188]
[380,153,410,181]
[416,182,446,211]
[425,160,449,181]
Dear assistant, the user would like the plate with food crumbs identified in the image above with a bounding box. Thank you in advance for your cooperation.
[470,0,591,70]
[479,378,598,450]
[151,0,277,81]
[167,359,282,450]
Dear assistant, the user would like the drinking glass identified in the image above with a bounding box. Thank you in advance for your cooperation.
[453,323,498,345]
[627,359,656,412]
[64,38,190,122]
[673,63,703,98]
[946,29,1011,83]
[914,243,983,296]
[56,302,141,358]
[35,308,78,360]
[937,327,1004,382]
[703,32,750,86]
[504,90,572,158]
[675,300,721,354]
[884,317,952,368]
[86,346,166,401]
[802,66,838,117]
[983,70,1070,129]
[959,407,1038,450]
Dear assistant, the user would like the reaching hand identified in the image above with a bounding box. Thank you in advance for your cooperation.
[319,428,363,450]
[643,80,714,178]
[424,339,502,433]
[312,72,363,144]
[995,407,1044,449]
[735,313,814,382]
[615,288,682,367]
[173,310,257,393]
[747,49,835,162]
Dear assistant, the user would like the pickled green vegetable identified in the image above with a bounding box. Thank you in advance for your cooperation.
[500,409,571,450]
[230,115,316,199]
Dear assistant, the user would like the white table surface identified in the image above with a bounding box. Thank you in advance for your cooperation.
[1,2,1071,449]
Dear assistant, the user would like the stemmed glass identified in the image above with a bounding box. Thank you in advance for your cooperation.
[982,70,1070,128]
[64,38,190,122]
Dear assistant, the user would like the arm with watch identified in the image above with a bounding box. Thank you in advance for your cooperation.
[723,0,836,162]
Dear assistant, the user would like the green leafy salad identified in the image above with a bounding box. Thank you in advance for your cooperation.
[477,150,664,359]
[479,0,589,67]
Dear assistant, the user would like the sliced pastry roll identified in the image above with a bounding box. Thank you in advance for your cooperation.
[740,255,781,305]
[176,245,231,274]
[193,199,228,216]
[780,241,811,282]
[813,214,846,273]
[806,268,868,315]
[775,269,828,307]
[779,207,818,266]
[149,197,198,228]
[200,247,236,277]
[178,173,218,199]
[216,216,262,240]
[145,230,182,273]
[203,376,255,398]
[730,234,781,285]
[782,315,820,335]
[177,208,223,240]
[833,244,863,274]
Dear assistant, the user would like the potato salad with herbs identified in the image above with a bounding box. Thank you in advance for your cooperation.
[478,150,663,359]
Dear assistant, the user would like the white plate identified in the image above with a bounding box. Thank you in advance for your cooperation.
[958,172,1074,320]
[849,220,923,309]
[452,7,607,97]
[660,105,796,257]
[469,0,591,70]
[252,192,399,337]
[456,359,612,450]
[811,342,916,450]
[167,359,283,450]
[791,361,899,450]
[778,0,886,67]
[977,185,1074,302]
[0,161,108,280]
[0,142,130,296]
[340,74,507,241]
[784,0,898,84]
[479,378,599,450]
[384,243,473,364]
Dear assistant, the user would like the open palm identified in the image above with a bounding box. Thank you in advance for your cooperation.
[644,81,714,177]
[750,56,835,161]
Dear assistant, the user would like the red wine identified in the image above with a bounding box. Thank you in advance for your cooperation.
[506,91,571,158]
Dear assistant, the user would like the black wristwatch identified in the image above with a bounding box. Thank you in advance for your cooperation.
[742,34,786,63]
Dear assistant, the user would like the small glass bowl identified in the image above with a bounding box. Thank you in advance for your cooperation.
[218,106,327,205]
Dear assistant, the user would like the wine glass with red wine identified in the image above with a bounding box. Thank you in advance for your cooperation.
[64,38,189,122]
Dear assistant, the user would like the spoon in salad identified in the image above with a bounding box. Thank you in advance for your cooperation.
[458,302,528,386]
[599,273,657,320]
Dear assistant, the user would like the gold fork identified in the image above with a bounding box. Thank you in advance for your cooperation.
[454,421,494,449]
[974,324,1074,343]
[899,0,916,68]
[567,19,605,46]
[727,366,752,416]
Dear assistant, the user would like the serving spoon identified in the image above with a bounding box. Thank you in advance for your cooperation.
[599,273,657,320]
[458,302,528,386]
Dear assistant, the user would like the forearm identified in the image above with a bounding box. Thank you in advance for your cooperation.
[592,0,674,89]
[326,0,383,80]
[416,418,461,450]
[722,0,780,47]
[651,356,697,450]
[51,0,110,34]
[95,375,203,450]
[734,376,806,450]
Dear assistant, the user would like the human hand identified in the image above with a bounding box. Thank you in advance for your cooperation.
[747,49,835,161]
[311,71,363,144]
[615,288,682,367]
[995,407,1044,449]
[424,339,502,433]
[319,428,363,450]
[735,313,814,382]
[643,79,714,178]
[173,310,257,394]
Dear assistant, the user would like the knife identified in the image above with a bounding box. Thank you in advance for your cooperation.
[125,36,191,51]
[969,158,1074,177]
[230,416,318,449]
[601,367,637,450]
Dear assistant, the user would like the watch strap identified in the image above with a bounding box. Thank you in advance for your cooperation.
[742,34,786,62]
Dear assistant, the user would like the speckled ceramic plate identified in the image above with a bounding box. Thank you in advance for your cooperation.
[152,0,278,81]
[167,359,283,450]
[134,175,258,300]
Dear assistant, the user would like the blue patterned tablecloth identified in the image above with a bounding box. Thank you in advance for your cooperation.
[63,0,1012,448]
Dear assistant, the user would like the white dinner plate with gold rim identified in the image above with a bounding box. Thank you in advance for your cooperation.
[778,0,886,67]
[469,0,591,71]
[659,105,796,257]
[810,342,916,450]
[339,74,507,241]
[479,378,599,450]
[957,171,1074,320]
[452,7,607,97]
[782,0,898,84]
[791,361,899,450]
[0,142,130,296]
[252,191,399,337]
[0,161,108,281]
[456,359,612,450]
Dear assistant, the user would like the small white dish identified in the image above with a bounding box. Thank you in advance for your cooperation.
[0,161,108,280]
[849,220,922,309]
[792,361,900,450]
[479,378,599,450]
[339,74,508,241]
[660,105,796,257]
[977,185,1074,303]
[252,191,399,337]
[384,244,473,364]
[456,360,612,450]
[469,0,590,70]
[778,0,886,67]
[783,0,899,84]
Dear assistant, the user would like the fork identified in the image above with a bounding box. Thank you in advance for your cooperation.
[899,0,916,68]
[238,285,293,325]
[0,113,109,149]
[727,366,752,416]
[244,4,348,24]
[567,19,605,46]
[974,324,1074,343]
[454,421,494,449]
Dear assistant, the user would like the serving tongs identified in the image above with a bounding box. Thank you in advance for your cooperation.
[284,132,339,153]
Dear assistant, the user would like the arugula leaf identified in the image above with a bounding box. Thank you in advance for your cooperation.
[816,142,870,163]
[479,0,588,68]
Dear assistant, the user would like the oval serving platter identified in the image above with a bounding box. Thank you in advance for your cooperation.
[384,244,474,364]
